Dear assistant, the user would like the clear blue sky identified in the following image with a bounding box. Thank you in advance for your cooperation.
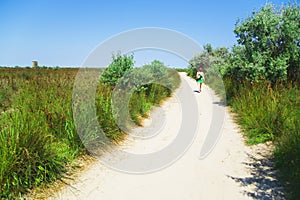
[0,0,292,67]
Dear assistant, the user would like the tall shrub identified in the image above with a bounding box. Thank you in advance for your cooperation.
[100,53,134,86]
[230,3,300,83]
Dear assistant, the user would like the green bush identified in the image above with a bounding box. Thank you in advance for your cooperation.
[100,53,134,86]
[230,3,300,83]
[104,59,180,129]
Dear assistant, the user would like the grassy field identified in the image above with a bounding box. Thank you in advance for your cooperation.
[0,67,180,199]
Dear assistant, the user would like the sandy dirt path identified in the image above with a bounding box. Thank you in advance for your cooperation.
[49,73,284,200]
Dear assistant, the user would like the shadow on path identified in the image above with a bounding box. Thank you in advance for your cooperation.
[228,151,285,200]
[212,101,227,107]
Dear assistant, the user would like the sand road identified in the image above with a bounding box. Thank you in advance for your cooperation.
[50,73,284,200]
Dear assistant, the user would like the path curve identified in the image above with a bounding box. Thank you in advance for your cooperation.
[50,73,284,200]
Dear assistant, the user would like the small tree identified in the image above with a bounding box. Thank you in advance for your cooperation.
[100,53,134,86]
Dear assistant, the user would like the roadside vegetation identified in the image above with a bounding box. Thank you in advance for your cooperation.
[0,55,180,199]
[187,3,300,199]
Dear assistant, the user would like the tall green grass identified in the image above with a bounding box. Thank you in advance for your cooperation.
[223,78,300,199]
[0,67,180,199]
[0,68,81,199]
[129,83,174,125]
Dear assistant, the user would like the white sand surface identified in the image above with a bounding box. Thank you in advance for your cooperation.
[49,73,284,200]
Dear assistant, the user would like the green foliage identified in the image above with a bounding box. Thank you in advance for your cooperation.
[187,3,300,198]
[125,60,175,91]
[282,4,300,82]
[174,68,188,73]
[100,53,134,86]
[95,82,124,141]
[0,65,180,199]
[110,60,180,128]
[274,118,300,199]
[127,61,180,125]
[0,68,82,199]
[203,44,213,54]
[187,44,230,78]
[231,3,300,83]
[224,78,300,199]
[187,51,211,77]
[129,83,173,125]
[0,109,67,198]
[224,6,300,197]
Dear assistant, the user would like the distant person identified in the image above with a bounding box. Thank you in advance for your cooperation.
[196,67,205,92]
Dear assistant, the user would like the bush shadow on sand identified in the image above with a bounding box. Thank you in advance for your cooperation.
[227,151,285,200]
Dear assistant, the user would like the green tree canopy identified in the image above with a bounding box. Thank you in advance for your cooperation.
[100,53,134,86]
[231,3,300,83]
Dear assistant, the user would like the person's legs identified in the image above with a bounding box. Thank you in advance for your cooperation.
[198,78,204,92]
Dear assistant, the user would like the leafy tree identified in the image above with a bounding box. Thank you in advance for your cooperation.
[100,52,134,86]
[281,4,300,82]
[213,47,229,58]
[232,3,300,83]
[203,44,213,55]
